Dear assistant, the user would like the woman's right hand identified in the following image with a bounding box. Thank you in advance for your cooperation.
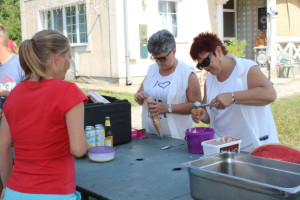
[134,91,148,105]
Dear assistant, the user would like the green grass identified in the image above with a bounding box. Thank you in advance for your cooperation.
[271,95,300,150]
[82,87,300,150]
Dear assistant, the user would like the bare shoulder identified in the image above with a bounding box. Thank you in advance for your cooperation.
[188,72,200,87]
[247,65,271,89]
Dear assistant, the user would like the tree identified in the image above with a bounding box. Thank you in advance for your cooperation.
[224,39,247,58]
[0,0,21,45]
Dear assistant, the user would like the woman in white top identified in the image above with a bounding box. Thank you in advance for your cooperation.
[190,32,279,152]
[134,29,201,139]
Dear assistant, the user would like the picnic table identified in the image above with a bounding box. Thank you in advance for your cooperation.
[75,133,200,200]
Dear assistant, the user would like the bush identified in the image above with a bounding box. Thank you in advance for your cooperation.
[224,38,247,58]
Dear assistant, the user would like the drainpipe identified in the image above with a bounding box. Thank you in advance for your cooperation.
[123,0,131,85]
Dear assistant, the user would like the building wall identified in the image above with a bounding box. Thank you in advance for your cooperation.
[237,0,266,61]
[276,0,300,37]
[115,0,219,84]
[25,0,298,84]
[22,0,113,80]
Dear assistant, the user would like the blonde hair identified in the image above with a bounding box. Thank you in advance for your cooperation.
[0,24,9,47]
[19,30,70,81]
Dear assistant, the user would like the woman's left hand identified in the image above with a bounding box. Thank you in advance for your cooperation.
[210,92,233,109]
[147,101,168,116]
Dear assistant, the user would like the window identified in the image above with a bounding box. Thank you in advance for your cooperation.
[223,0,236,40]
[53,9,63,33]
[41,4,88,45]
[158,0,177,37]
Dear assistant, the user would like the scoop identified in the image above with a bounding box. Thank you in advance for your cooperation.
[199,102,219,108]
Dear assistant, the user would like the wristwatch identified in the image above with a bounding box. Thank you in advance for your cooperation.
[168,104,173,113]
[232,92,236,104]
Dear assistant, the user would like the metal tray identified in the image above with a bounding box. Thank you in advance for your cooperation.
[182,152,300,200]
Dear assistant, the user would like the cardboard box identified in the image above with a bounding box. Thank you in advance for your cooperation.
[84,95,132,146]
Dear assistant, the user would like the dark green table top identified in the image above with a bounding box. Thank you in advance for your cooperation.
[75,133,201,200]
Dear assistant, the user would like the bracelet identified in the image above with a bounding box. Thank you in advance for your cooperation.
[232,92,236,104]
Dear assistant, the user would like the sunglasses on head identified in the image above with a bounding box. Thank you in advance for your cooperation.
[150,49,173,62]
[196,52,213,70]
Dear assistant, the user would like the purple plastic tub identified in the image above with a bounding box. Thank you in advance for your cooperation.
[185,127,214,154]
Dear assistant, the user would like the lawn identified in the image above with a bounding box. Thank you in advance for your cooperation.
[271,95,300,150]
[82,88,300,150]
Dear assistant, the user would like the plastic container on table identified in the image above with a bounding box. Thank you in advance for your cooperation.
[88,146,116,162]
[201,136,242,155]
[185,127,214,154]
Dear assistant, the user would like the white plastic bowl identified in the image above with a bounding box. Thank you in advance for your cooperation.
[88,146,115,162]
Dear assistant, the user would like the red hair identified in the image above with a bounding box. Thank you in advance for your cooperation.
[190,32,228,61]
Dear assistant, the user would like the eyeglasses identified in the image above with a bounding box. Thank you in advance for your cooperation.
[196,52,213,70]
[150,49,173,62]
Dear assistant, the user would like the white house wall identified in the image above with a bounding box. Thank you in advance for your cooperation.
[22,0,300,84]
[113,0,218,84]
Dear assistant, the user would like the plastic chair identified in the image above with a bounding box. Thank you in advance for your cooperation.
[281,58,295,78]
[279,52,295,78]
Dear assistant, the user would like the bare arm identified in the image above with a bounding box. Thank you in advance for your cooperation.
[0,113,14,189]
[210,65,276,109]
[149,72,202,115]
[65,102,88,157]
[234,65,276,105]
[193,66,275,123]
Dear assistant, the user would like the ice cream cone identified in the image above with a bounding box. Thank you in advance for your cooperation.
[146,97,162,138]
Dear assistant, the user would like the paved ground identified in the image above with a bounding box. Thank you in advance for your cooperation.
[75,70,300,130]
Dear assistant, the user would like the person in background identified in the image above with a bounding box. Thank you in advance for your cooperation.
[0,25,24,111]
[190,32,279,152]
[0,30,88,200]
[134,29,201,139]
[0,24,24,193]
[7,40,18,55]
[255,29,267,47]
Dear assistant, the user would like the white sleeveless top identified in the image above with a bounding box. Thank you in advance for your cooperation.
[206,55,279,152]
[206,63,253,150]
[142,60,196,139]
[145,70,174,137]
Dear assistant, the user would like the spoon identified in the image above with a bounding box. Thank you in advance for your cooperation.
[161,143,185,150]
[200,103,218,107]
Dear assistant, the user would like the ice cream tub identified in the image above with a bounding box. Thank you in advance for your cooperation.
[201,136,241,155]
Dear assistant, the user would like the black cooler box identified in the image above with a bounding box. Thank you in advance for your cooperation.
[84,95,132,145]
